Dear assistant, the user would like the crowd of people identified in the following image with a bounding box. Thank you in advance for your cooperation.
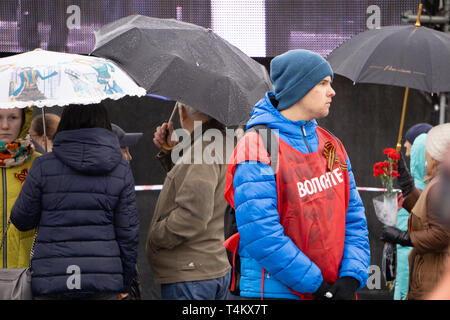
[382,122,450,300]
[0,48,449,300]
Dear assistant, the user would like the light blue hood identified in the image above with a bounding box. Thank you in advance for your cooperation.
[410,133,427,190]
[394,133,427,300]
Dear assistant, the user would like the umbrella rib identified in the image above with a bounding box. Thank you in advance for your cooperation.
[147,54,232,110]
[146,55,179,98]
[423,30,434,93]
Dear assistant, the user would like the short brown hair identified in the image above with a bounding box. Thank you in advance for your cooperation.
[30,113,61,140]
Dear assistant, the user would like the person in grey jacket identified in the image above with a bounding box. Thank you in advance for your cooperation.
[146,102,231,300]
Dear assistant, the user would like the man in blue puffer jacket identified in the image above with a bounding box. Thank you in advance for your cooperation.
[225,49,370,300]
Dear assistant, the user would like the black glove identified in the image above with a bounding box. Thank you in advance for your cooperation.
[380,225,412,247]
[396,152,415,197]
[327,277,359,300]
[312,281,332,300]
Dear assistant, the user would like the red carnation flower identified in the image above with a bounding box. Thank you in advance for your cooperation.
[388,152,400,161]
[374,147,401,194]
[383,148,396,155]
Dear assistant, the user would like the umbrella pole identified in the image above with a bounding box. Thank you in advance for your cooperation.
[396,3,420,152]
[41,107,48,153]
[415,3,423,27]
[396,87,409,152]
[162,104,179,151]
[168,103,178,124]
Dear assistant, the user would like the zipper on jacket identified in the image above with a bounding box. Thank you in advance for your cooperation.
[2,168,6,268]
[301,125,312,153]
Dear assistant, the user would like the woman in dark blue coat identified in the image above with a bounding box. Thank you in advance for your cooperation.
[10,102,139,300]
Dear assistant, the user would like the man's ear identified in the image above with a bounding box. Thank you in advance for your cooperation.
[178,104,187,121]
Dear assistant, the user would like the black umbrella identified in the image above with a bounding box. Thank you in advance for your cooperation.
[91,15,273,126]
[327,5,450,150]
[327,24,450,93]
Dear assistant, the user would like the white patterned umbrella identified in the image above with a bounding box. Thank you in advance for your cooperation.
[0,49,146,108]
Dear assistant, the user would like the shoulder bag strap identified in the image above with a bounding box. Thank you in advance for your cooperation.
[0,219,38,268]
[247,124,279,175]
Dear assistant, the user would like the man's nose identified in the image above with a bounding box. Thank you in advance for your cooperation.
[328,86,336,97]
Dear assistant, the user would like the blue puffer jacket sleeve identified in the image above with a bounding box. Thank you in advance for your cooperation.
[11,157,42,231]
[338,157,370,289]
[113,165,139,292]
[233,161,324,294]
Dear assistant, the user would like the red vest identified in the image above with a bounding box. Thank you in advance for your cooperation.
[225,127,350,299]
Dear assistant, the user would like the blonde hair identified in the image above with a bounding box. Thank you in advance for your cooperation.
[424,157,439,183]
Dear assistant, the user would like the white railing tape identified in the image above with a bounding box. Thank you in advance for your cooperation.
[134,185,401,193]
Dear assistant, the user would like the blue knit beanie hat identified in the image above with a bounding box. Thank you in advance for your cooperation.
[270,49,334,111]
[405,123,432,144]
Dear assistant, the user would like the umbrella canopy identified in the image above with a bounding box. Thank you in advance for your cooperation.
[0,49,146,109]
[327,24,450,94]
[327,17,450,151]
[91,15,273,126]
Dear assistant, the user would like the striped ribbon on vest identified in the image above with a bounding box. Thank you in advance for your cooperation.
[323,141,348,172]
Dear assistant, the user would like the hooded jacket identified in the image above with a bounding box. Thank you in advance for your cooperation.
[229,92,370,299]
[146,121,231,284]
[402,132,450,299]
[11,127,139,296]
[0,106,40,269]
[407,174,450,300]
[394,133,428,300]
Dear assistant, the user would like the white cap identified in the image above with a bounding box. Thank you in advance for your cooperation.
[425,123,450,162]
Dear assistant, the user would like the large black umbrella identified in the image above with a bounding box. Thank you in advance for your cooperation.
[327,24,450,93]
[327,5,450,150]
[91,15,273,126]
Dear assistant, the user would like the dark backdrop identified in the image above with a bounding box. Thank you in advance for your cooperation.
[0,1,419,56]
[30,57,441,300]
